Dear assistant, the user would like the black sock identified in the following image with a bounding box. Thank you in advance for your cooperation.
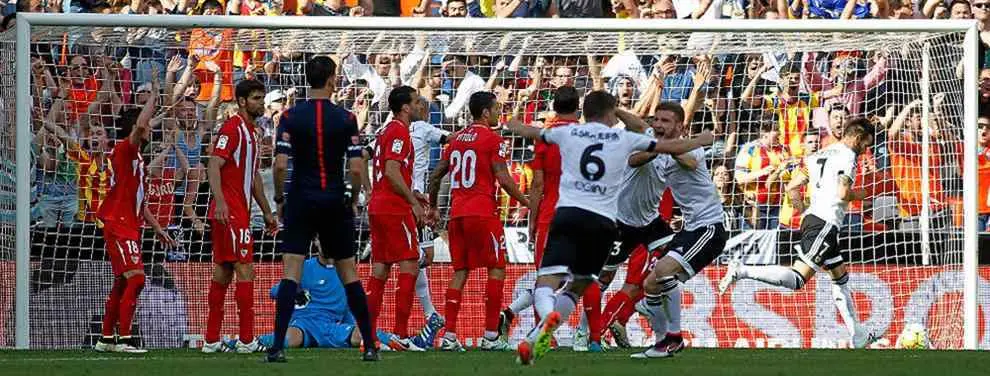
[344,281,374,350]
[271,279,298,353]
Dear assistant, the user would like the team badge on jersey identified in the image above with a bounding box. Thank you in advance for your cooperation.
[391,139,404,154]
[216,135,229,150]
[498,142,509,159]
[240,248,248,257]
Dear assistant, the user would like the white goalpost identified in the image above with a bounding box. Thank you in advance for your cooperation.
[5,14,981,350]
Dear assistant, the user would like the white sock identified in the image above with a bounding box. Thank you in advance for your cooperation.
[534,286,556,321]
[484,331,498,340]
[508,288,534,315]
[527,291,577,344]
[416,268,437,317]
[831,273,858,338]
[644,293,668,342]
[578,311,589,333]
[659,278,682,334]
[739,265,806,290]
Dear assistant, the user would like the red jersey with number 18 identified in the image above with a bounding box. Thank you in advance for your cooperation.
[208,114,258,226]
[369,119,414,215]
[443,123,506,218]
[97,138,145,240]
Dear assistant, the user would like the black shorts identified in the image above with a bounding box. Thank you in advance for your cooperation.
[603,217,674,271]
[281,196,355,261]
[418,227,435,269]
[667,223,727,281]
[798,214,843,270]
[539,207,618,278]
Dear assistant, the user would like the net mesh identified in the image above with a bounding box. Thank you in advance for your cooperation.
[1,24,975,349]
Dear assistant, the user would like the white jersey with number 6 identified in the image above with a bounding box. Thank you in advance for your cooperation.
[540,122,657,221]
[804,142,857,226]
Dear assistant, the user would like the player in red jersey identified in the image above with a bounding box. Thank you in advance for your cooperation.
[367,86,427,349]
[498,87,583,343]
[203,79,278,354]
[426,92,529,352]
[94,77,176,354]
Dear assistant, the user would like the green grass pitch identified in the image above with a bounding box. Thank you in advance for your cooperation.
[1,348,987,376]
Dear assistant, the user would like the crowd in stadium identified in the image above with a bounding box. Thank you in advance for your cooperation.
[2,0,989,355]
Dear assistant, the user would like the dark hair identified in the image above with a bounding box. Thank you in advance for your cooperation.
[655,101,685,124]
[113,108,142,141]
[582,91,617,120]
[306,56,337,89]
[949,0,971,8]
[843,117,876,142]
[468,91,497,120]
[235,79,266,104]
[200,0,223,11]
[778,63,800,77]
[389,86,417,114]
[446,0,466,6]
[2,14,15,32]
[553,86,580,115]
[759,121,777,134]
[828,102,849,116]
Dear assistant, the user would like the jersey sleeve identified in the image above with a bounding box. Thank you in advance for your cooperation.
[624,131,657,153]
[539,125,567,145]
[492,133,508,165]
[275,112,292,156]
[345,111,364,159]
[836,150,857,184]
[212,122,241,163]
[531,143,546,170]
[379,125,410,163]
[428,124,450,145]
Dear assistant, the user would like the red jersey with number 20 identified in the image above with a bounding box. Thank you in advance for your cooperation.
[369,119,414,215]
[98,138,145,240]
[530,117,572,224]
[208,114,258,226]
[443,123,507,218]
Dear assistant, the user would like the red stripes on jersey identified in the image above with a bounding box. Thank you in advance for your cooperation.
[316,101,327,190]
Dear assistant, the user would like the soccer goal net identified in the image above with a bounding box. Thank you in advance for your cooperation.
[1,15,981,350]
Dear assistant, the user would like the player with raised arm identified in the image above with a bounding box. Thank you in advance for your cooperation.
[94,77,177,354]
[718,117,879,349]
[266,56,379,362]
[427,91,529,352]
[203,79,278,354]
[504,91,713,365]
[367,85,427,352]
[499,86,580,346]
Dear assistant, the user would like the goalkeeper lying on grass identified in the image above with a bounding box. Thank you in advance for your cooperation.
[245,255,443,351]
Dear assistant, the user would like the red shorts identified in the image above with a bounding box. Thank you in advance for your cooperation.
[211,220,254,265]
[369,214,419,264]
[447,216,507,270]
[105,233,143,276]
[625,247,666,287]
[534,222,551,267]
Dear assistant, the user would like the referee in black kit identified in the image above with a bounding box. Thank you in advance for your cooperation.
[266,56,379,363]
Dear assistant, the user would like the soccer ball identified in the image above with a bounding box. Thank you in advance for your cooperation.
[896,323,928,350]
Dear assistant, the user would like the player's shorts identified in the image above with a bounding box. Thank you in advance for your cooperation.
[539,207,617,278]
[534,222,551,267]
[797,214,843,270]
[105,233,143,276]
[289,315,354,348]
[417,226,436,269]
[603,217,674,272]
[624,246,668,287]
[368,213,419,264]
[210,220,253,265]
[282,197,356,261]
[447,216,507,270]
[667,223,728,282]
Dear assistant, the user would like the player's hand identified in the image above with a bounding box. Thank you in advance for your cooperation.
[427,207,440,227]
[192,218,207,234]
[276,202,284,221]
[214,201,230,225]
[694,130,715,146]
[412,203,426,225]
[156,229,178,249]
[423,247,434,267]
[264,213,279,236]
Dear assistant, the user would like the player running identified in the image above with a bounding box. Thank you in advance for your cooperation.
[718,117,879,349]
[427,91,529,352]
[505,91,713,365]
[94,78,177,353]
[203,79,278,354]
[367,86,427,351]
[266,56,380,362]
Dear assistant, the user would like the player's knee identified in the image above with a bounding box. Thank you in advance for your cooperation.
[830,270,849,286]
[125,273,146,293]
[790,269,808,289]
[488,267,506,280]
[598,271,615,286]
[658,276,678,294]
[234,263,255,281]
[212,264,234,284]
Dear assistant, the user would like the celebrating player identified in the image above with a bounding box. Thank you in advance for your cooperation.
[203,79,278,354]
[505,91,713,365]
[719,117,879,349]
[267,56,379,362]
[427,91,529,352]
[367,85,427,351]
[94,78,177,354]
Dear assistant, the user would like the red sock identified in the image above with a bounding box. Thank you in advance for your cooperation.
[118,274,145,337]
[583,286,602,342]
[394,272,416,338]
[235,281,255,343]
[206,280,229,343]
[444,288,463,335]
[484,278,505,333]
[601,290,631,333]
[367,277,387,341]
[101,277,126,337]
[617,292,644,325]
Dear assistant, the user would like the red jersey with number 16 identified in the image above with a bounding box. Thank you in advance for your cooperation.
[443,123,507,218]
[97,138,145,240]
[369,119,414,215]
[208,114,258,226]
[530,117,572,224]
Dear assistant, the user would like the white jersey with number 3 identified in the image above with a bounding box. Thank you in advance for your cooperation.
[541,122,657,221]
[804,142,857,226]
